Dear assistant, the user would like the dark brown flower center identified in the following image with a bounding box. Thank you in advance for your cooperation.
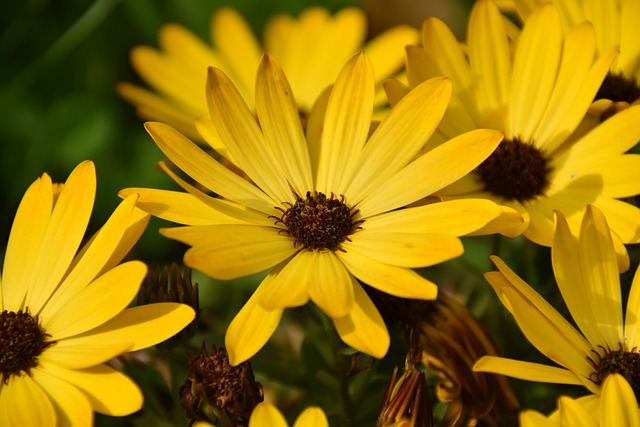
[276,191,361,251]
[589,347,640,402]
[1,309,55,383]
[477,138,551,202]
[595,72,640,105]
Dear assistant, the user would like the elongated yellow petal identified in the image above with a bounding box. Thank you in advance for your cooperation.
[210,8,261,103]
[624,266,640,349]
[144,122,277,214]
[345,77,451,205]
[345,231,462,268]
[307,251,354,319]
[62,303,195,352]
[42,261,146,340]
[33,366,93,427]
[357,129,503,217]
[552,211,604,349]
[363,198,502,236]
[162,225,296,280]
[206,67,293,204]
[316,52,374,194]
[600,374,640,427]
[578,206,624,349]
[365,25,418,85]
[558,396,598,426]
[468,0,511,115]
[226,289,283,366]
[27,161,96,315]
[41,362,143,416]
[39,341,132,370]
[510,4,562,141]
[100,206,150,275]
[258,255,310,310]
[159,23,221,72]
[473,356,584,385]
[333,281,389,359]
[1,172,53,311]
[337,249,437,300]
[255,54,313,194]
[0,374,56,426]
[249,403,288,427]
[519,410,553,427]
[293,406,329,427]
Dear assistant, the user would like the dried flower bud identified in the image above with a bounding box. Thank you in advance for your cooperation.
[180,343,263,426]
[418,294,519,427]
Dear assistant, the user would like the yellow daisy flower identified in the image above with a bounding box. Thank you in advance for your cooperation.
[121,52,505,365]
[496,0,640,116]
[118,6,418,142]
[389,0,640,269]
[473,205,640,400]
[519,374,640,427]
[0,161,195,426]
[249,403,328,427]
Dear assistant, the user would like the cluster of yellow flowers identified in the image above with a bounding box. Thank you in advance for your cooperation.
[1,0,639,425]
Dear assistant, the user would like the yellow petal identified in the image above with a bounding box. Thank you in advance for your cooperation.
[365,24,418,85]
[210,8,261,103]
[600,374,640,427]
[316,52,374,194]
[100,205,149,275]
[558,396,597,426]
[337,249,437,300]
[510,4,562,141]
[357,129,503,217]
[293,406,329,427]
[307,251,354,319]
[255,54,313,194]
[162,225,297,280]
[345,76,452,205]
[41,362,142,416]
[62,303,195,352]
[249,403,288,427]
[40,195,141,321]
[258,255,310,310]
[0,374,56,426]
[624,265,640,349]
[468,0,511,115]
[519,410,554,427]
[144,121,277,214]
[39,341,132,370]
[383,77,410,107]
[226,289,283,366]
[592,196,640,244]
[577,206,623,349]
[473,356,584,385]
[206,67,293,204]
[1,172,53,310]
[364,198,502,236]
[552,211,605,349]
[32,365,93,426]
[345,231,462,268]
[27,161,96,314]
[333,281,389,359]
[42,261,146,340]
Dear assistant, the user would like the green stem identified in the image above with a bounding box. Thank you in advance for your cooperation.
[321,314,355,426]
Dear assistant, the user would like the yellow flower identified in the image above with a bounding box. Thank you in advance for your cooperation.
[497,0,640,116]
[118,6,417,142]
[519,374,640,427]
[121,52,505,365]
[0,161,195,426]
[391,0,640,269]
[473,205,640,400]
[249,403,328,427]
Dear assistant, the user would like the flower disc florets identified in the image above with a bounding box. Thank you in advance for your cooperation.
[595,72,640,105]
[278,191,360,252]
[589,346,640,401]
[477,138,551,202]
[0,309,55,383]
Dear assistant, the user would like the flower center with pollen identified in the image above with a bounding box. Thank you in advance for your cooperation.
[277,191,361,252]
[477,138,551,202]
[0,309,55,383]
[594,72,640,120]
[588,347,640,402]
